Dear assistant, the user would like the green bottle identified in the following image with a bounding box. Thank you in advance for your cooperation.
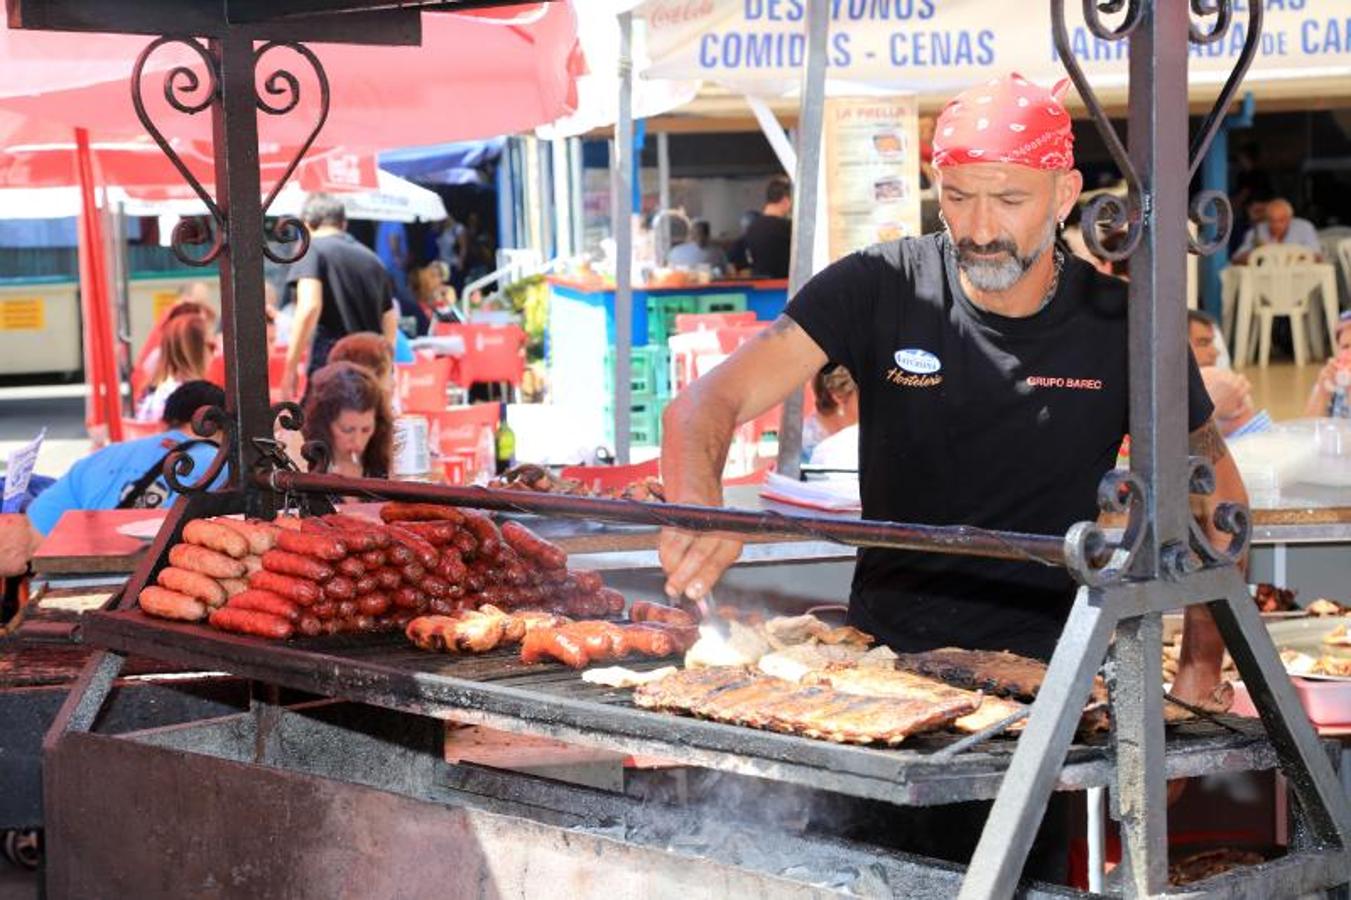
[494,402,516,476]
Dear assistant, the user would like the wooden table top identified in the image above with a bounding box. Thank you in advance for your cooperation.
[32,509,166,576]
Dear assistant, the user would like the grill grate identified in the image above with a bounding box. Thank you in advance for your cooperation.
[80,609,1278,807]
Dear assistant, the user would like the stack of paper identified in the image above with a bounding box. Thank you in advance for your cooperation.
[759,472,861,512]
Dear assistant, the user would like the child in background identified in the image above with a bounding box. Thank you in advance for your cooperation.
[1307,312,1351,419]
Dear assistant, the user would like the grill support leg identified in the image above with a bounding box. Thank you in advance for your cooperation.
[958,587,1117,899]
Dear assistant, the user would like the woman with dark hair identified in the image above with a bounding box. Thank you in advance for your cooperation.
[301,362,393,478]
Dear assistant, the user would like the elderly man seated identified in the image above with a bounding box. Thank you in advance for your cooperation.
[1232,197,1322,264]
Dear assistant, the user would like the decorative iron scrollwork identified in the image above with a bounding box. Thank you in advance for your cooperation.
[1187,190,1233,256]
[131,37,225,267]
[1187,457,1252,565]
[254,41,330,265]
[162,405,235,494]
[1187,0,1263,181]
[1052,0,1144,262]
[1064,469,1148,587]
[264,401,329,474]
[1184,0,1263,255]
[301,440,332,475]
[270,401,305,435]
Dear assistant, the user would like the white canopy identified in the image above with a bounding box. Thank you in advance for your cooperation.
[636,0,1351,107]
[0,169,446,223]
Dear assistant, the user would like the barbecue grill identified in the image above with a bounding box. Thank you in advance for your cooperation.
[15,0,1351,897]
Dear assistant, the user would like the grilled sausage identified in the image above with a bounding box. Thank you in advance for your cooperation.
[156,566,226,608]
[619,624,678,658]
[386,525,440,568]
[139,586,207,622]
[248,570,322,606]
[462,512,502,560]
[276,529,348,562]
[399,521,460,547]
[227,589,301,622]
[628,599,695,627]
[297,615,323,637]
[260,549,334,583]
[209,606,293,639]
[374,567,401,591]
[520,629,590,668]
[337,556,367,579]
[169,543,248,580]
[599,588,627,615]
[566,569,603,594]
[218,578,250,600]
[182,519,250,559]
[500,520,566,570]
[450,531,478,558]
[320,575,356,602]
[213,518,279,555]
[358,593,392,617]
[380,502,465,524]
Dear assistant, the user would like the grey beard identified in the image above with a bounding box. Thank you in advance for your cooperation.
[952,217,1058,293]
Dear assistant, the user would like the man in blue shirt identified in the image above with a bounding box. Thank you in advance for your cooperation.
[26,381,228,536]
[1232,197,1323,264]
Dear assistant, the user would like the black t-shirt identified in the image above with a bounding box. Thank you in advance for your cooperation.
[742,213,793,278]
[785,233,1214,660]
[287,232,395,372]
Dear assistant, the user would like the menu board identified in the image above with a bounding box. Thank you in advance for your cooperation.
[822,96,921,262]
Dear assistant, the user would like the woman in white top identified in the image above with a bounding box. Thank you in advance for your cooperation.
[803,364,860,469]
[135,313,213,423]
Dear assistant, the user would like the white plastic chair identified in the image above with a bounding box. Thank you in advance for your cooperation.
[1244,244,1321,367]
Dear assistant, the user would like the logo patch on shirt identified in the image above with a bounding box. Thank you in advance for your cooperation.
[893,348,942,374]
[885,348,944,388]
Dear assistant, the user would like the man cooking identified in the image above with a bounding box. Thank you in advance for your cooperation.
[660,70,1241,790]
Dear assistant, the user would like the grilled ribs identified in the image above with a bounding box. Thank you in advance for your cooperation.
[894,648,1109,705]
[895,647,1110,735]
[633,666,977,745]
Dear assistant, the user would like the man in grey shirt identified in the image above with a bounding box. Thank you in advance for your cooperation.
[667,219,729,273]
[1233,197,1322,263]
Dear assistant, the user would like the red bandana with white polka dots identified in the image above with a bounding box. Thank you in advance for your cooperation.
[932,73,1075,171]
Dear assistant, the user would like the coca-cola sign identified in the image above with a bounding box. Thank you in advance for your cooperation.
[646,0,713,29]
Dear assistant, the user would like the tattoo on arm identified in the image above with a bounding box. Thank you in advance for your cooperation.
[761,315,801,340]
[1189,419,1228,464]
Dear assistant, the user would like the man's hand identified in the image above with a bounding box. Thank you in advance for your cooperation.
[660,528,744,602]
[0,514,40,577]
[656,314,827,603]
[1200,368,1252,423]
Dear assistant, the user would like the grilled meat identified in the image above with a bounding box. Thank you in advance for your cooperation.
[633,666,975,745]
[405,606,569,654]
[894,647,1109,706]
[520,620,695,669]
[761,614,872,650]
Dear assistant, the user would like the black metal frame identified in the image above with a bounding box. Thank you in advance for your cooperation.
[10,0,1350,896]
